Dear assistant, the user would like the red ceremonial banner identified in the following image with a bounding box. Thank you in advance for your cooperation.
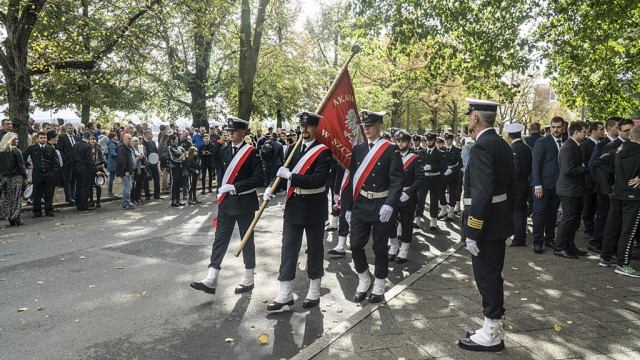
[316,68,363,169]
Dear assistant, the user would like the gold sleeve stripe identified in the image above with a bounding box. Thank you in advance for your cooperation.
[468,216,484,229]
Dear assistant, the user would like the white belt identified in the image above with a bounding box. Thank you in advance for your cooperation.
[402,186,410,191]
[425,172,441,177]
[448,163,459,169]
[360,190,389,199]
[294,186,326,195]
[230,188,256,196]
[463,193,507,206]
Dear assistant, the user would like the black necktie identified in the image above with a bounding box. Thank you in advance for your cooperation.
[232,147,237,156]
[428,149,431,156]
[301,144,307,154]
[70,135,75,146]
[557,140,562,149]
[368,143,374,150]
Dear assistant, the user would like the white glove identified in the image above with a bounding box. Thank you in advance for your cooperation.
[379,205,393,223]
[505,237,513,246]
[400,192,409,202]
[345,211,352,224]
[333,194,340,203]
[263,191,275,202]
[218,184,236,195]
[466,238,479,256]
[276,166,292,179]
[444,169,452,176]
[423,164,432,171]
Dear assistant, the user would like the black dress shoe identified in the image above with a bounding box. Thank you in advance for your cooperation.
[327,249,345,256]
[466,330,476,338]
[267,299,294,311]
[52,208,61,212]
[554,250,579,259]
[545,241,556,250]
[509,242,526,247]
[201,191,206,195]
[302,298,320,308]
[32,213,42,218]
[178,202,186,206]
[570,248,588,256]
[8,221,15,227]
[396,256,407,264]
[45,212,55,217]
[190,281,216,294]
[354,291,368,303]
[154,196,164,200]
[234,283,254,294]
[587,244,602,253]
[533,244,544,254]
[171,203,180,207]
[458,338,505,352]
[369,293,385,303]
[388,253,397,261]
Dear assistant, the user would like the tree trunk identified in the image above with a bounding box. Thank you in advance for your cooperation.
[276,109,283,129]
[5,71,31,148]
[237,0,270,121]
[452,101,458,136]
[81,97,91,124]
[190,85,209,130]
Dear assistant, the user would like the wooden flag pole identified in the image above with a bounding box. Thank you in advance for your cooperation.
[234,45,361,257]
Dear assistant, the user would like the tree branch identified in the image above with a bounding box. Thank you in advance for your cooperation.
[31,60,95,74]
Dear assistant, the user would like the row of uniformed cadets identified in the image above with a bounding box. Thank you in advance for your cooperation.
[189,99,513,353]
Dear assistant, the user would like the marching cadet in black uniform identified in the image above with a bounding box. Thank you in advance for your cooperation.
[265,112,332,310]
[327,165,350,257]
[411,134,422,153]
[342,110,403,303]
[420,135,428,150]
[190,117,263,295]
[326,160,340,231]
[438,133,463,221]
[414,132,445,230]
[459,99,515,352]
[388,130,424,263]
[22,131,60,217]
[505,123,532,246]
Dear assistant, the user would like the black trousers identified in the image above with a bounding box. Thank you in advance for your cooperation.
[278,221,324,281]
[201,162,214,191]
[90,184,101,204]
[143,163,160,199]
[602,198,624,261]
[170,166,183,204]
[590,193,610,249]
[32,172,55,214]
[188,173,198,199]
[555,195,583,252]
[439,173,459,206]
[582,191,597,236]
[512,182,530,245]
[616,200,640,266]
[397,203,416,243]
[132,171,144,202]
[350,216,391,279]
[74,168,93,210]
[532,187,561,246]
[472,240,506,319]
[416,176,441,218]
[329,185,340,217]
[209,212,256,270]
[338,204,349,237]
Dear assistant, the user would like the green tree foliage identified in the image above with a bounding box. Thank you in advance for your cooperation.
[538,0,640,120]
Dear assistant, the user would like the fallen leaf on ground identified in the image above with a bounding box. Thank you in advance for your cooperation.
[514,291,520,294]
[567,321,573,324]
[89,285,96,288]
[520,298,528,301]
[402,267,409,271]
[36,305,43,310]
[37,281,43,284]
[259,333,269,344]
[224,338,234,343]
[18,308,28,312]
[116,267,124,269]
[596,321,605,328]
[0,259,6,262]
[613,299,619,303]
[79,256,85,259]
[508,325,514,330]
[262,300,268,303]
[554,324,562,332]
[512,267,518,270]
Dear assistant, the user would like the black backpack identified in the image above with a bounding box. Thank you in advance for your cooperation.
[260,140,274,161]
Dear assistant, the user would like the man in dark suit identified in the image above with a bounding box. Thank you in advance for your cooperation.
[524,122,542,150]
[22,132,60,217]
[388,130,424,263]
[261,132,284,188]
[530,117,564,253]
[190,116,263,295]
[142,129,162,200]
[72,132,102,211]
[588,117,620,252]
[438,132,463,221]
[342,110,403,304]
[458,99,515,352]
[505,123,532,246]
[57,123,77,204]
[554,121,589,258]
[265,112,332,311]
[581,121,604,249]
[414,132,445,230]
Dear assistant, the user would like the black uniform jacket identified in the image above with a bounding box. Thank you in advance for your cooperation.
[398,151,424,207]
[556,139,588,198]
[72,140,98,173]
[511,139,532,186]
[463,129,515,242]
[283,141,332,225]
[23,143,60,176]
[442,145,463,175]
[218,142,263,216]
[343,139,404,222]
[418,147,446,175]
[581,138,597,191]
